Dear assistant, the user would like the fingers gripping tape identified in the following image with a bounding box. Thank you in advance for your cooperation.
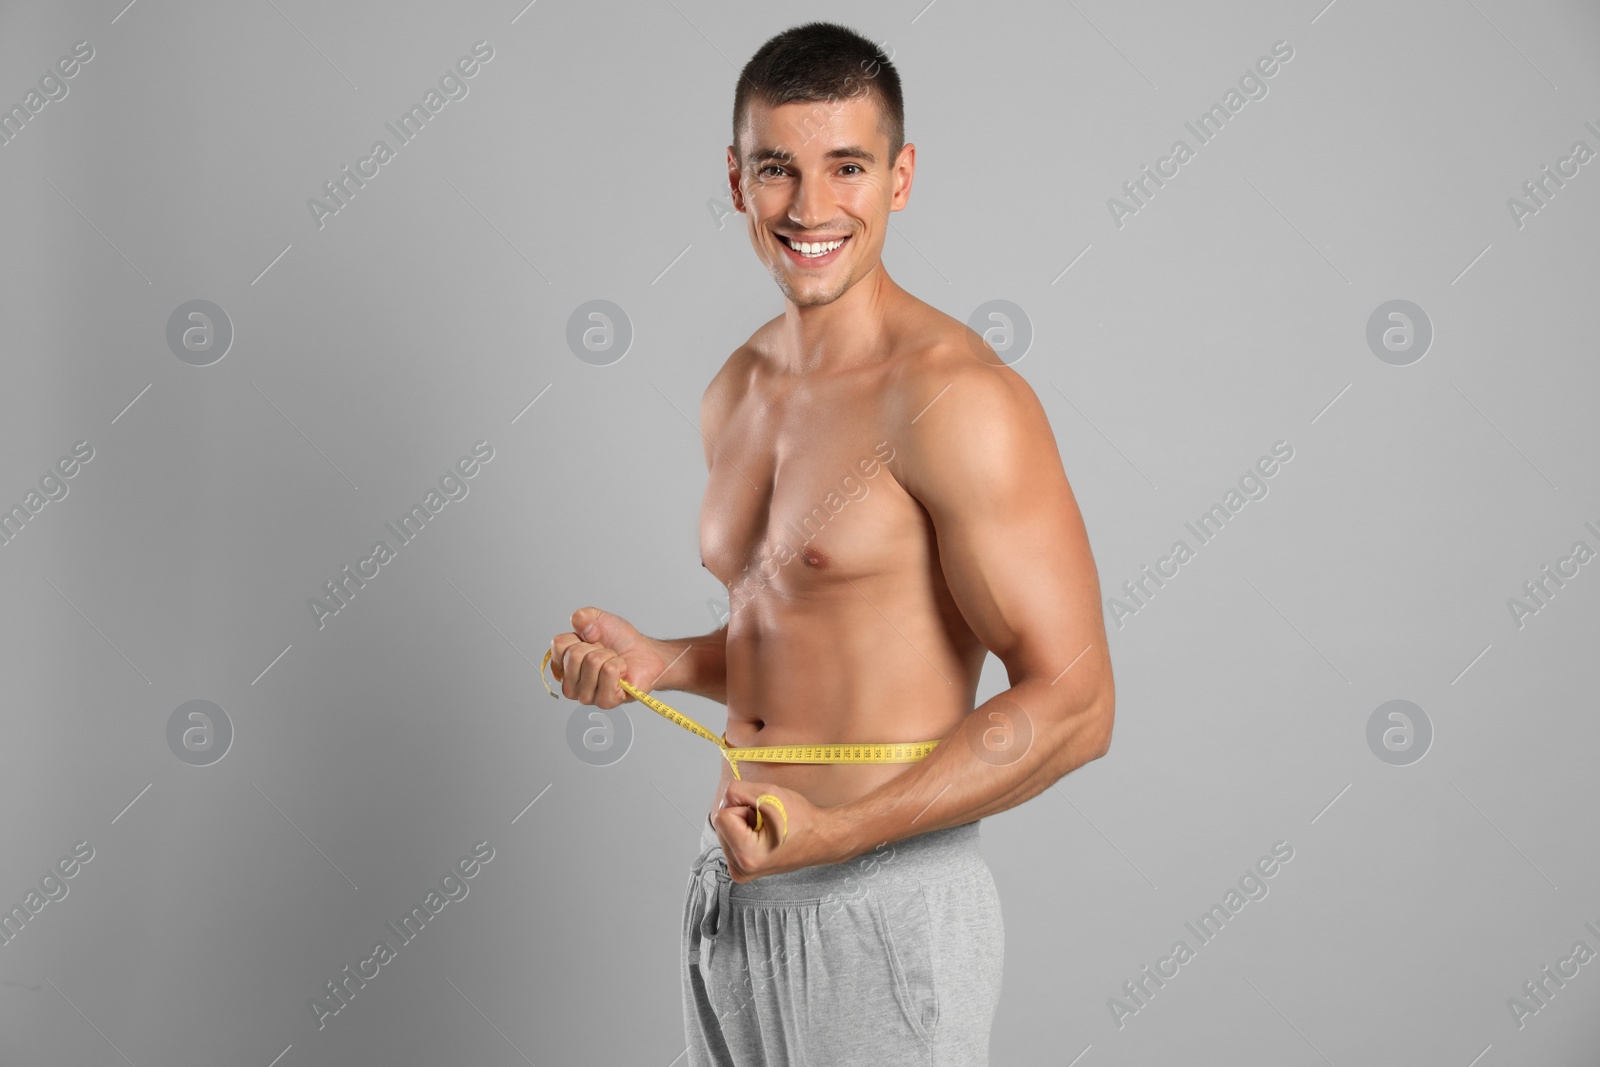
[753,794,788,845]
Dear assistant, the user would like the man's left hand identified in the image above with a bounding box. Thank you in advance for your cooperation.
[712,781,844,882]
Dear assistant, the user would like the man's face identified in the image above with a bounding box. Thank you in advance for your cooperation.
[728,94,912,307]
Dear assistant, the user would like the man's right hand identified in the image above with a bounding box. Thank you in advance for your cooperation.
[548,606,668,710]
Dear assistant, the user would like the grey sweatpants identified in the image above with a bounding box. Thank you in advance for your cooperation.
[681,813,1004,1066]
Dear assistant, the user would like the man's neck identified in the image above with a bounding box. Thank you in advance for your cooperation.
[777,265,903,376]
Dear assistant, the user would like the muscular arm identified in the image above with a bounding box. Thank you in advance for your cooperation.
[648,626,729,705]
[828,358,1115,858]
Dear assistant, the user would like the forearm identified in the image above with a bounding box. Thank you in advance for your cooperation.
[646,626,729,705]
[829,676,1112,861]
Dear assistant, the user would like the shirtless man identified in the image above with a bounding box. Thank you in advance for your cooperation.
[547,22,1114,1066]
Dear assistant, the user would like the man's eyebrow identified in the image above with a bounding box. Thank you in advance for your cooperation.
[748,145,878,166]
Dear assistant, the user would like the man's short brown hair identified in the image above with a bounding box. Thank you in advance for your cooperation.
[733,22,904,165]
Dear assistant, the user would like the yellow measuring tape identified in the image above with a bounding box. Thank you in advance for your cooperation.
[539,649,940,845]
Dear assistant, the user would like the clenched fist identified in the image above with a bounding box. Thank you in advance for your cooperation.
[548,607,669,710]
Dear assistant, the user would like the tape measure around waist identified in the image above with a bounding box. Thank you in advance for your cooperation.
[538,648,941,844]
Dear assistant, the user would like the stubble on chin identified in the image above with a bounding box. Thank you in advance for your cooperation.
[773,267,852,307]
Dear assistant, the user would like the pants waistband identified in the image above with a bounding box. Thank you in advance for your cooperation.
[686,813,983,969]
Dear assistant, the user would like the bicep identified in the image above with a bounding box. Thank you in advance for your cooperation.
[905,370,1107,684]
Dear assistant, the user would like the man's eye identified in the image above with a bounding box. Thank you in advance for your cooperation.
[759,165,787,178]
[839,164,863,175]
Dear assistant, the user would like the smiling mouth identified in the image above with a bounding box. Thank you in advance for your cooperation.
[778,234,850,258]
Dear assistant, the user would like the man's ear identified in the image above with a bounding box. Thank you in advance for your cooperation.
[890,142,916,211]
[726,146,747,213]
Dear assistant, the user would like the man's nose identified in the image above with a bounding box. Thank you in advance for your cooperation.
[787,176,837,231]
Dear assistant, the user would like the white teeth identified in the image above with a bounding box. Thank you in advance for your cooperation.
[788,237,845,257]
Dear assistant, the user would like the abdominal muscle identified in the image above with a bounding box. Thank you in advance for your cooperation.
[704,592,982,817]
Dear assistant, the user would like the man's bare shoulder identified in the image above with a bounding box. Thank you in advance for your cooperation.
[883,300,1060,501]
[704,318,783,405]
[883,299,1040,427]
[698,317,782,458]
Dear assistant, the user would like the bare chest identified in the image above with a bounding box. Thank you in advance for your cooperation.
[699,386,917,600]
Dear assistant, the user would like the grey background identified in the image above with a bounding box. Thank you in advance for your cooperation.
[1,0,1597,1064]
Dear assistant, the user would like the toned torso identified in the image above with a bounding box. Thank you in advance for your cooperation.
[698,298,988,816]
